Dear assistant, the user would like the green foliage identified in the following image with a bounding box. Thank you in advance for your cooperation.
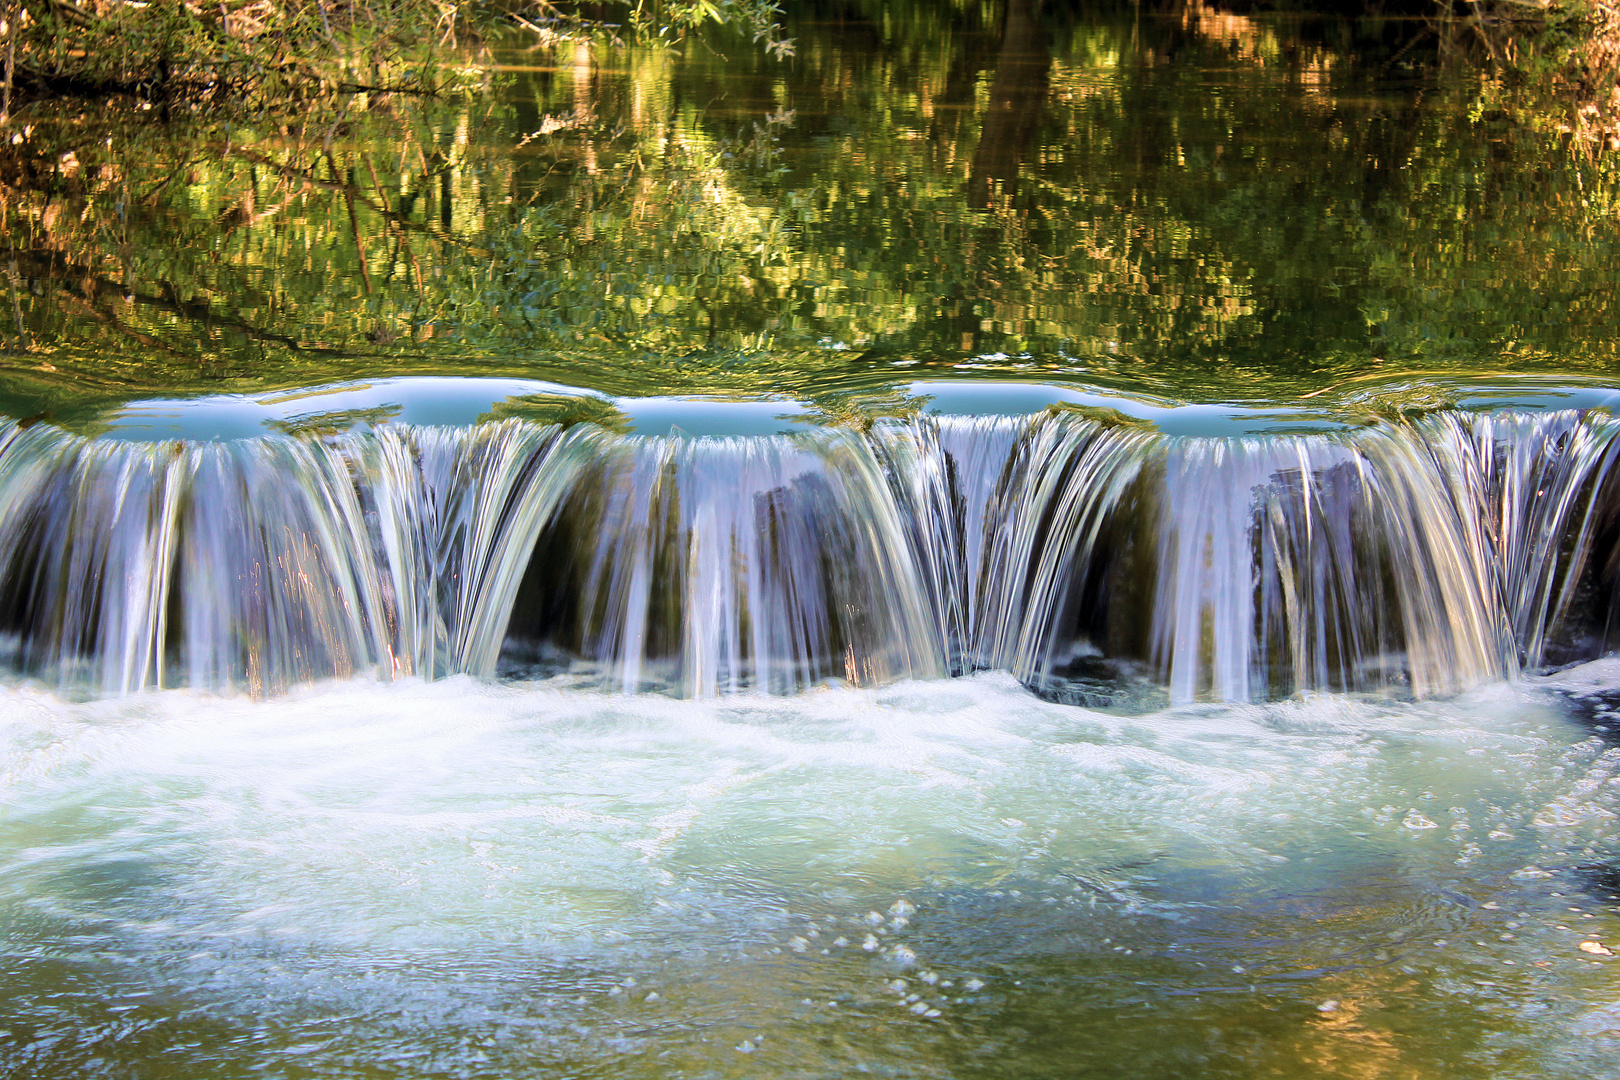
[624,0,792,55]
[512,0,793,56]
[9,0,483,109]
[1436,0,1620,146]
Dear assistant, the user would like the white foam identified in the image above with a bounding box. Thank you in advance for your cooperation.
[2,671,1619,1075]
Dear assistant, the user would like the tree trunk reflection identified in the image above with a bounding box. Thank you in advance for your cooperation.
[969,0,1051,208]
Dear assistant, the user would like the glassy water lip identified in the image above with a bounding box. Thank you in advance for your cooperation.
[5,668,1620,1078]
[51,373,1620,442]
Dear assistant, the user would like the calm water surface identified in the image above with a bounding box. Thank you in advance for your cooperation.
[2,3,1617,424]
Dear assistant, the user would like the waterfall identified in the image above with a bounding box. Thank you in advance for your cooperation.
[0,407,1615,702]
[517,427,946,695]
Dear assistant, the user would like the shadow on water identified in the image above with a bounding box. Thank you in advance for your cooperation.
[967,0,1052,208]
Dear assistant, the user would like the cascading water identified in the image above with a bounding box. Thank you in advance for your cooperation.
[0,421,593,696]
[11,398,1620,1080]
[0,405,1614,703]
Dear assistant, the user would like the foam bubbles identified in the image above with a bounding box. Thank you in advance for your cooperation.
[1,672,1619,1076]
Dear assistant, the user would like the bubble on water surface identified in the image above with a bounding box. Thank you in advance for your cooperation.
[1,671,1620,1077]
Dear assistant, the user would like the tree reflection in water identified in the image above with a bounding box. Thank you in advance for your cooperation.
[0,4,1616,425]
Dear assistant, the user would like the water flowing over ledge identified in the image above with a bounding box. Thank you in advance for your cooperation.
[1,406,1617,703]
